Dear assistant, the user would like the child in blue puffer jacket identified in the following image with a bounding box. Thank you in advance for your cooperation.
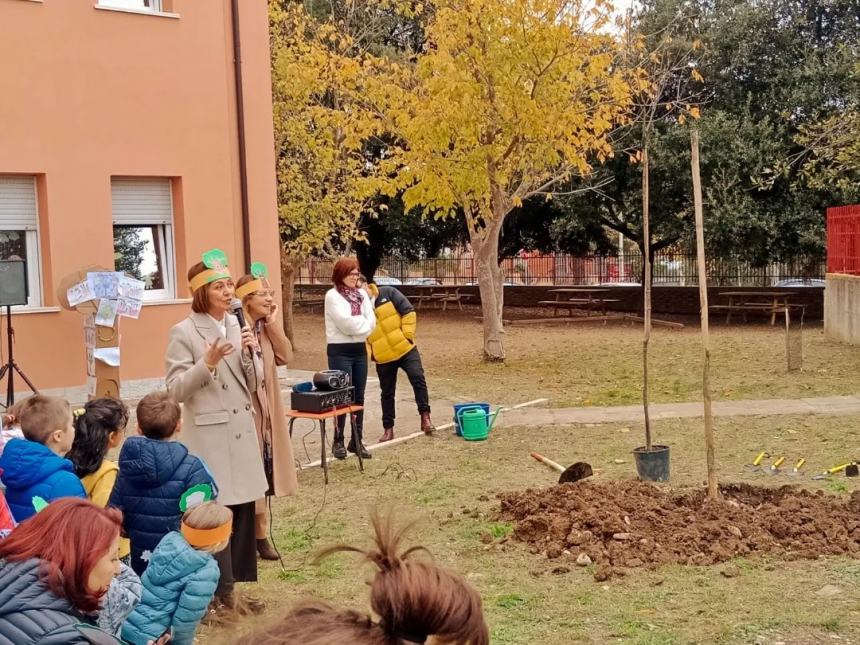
[108,392,217,575]
[122,501,231,645]
[0,395,86,521]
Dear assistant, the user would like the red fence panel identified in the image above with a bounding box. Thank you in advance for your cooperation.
[828,205,860,275]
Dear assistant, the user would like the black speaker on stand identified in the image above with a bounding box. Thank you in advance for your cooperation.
[0,260,37,408]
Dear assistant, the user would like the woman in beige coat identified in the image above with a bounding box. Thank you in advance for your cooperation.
[165,259,267,619]
[236,272,298,561]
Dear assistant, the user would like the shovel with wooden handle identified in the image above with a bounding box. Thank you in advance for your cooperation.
[530,452,593,484]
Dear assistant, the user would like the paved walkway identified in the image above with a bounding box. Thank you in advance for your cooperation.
[497,395,860,427]
[46,369,860,468]
[57,370,860,427]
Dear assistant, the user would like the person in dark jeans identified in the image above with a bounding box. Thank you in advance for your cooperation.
[362,277,434,442]
[324,258,376,460]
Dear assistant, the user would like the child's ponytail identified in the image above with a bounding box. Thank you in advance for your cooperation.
[240,510,488,645]
[363,510,488,645]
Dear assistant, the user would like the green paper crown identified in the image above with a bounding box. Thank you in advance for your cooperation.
[202,249,229,273]
[179,483,214,512]
[32,496,48,514]
[250,262,269,279]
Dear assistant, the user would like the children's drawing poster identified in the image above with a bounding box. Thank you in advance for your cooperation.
[67,280,96,308]
[86,345,95,376]
[95,299,118,327]
[118,275,145,301]
[87,272,121,300]
[117,297,142,320]
[84,315,96,349]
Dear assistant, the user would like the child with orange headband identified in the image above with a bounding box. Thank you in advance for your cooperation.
[121,499,231,645]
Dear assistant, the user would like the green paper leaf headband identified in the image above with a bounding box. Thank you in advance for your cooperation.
[250,262,269,279]
[203,249,228,272]
[179,483,214,512]
[235,261,271,299]
[189,249,231,292]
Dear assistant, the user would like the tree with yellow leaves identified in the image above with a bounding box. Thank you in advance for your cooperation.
[385,0,646,361]
[269,0,397,338]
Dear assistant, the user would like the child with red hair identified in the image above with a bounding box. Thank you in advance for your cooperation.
[0,498,123,643]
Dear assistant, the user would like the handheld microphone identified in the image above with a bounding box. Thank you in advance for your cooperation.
[230,298,246,329]
[231,298,261,358]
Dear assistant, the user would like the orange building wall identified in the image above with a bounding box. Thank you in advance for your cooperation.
[0,0,281,391]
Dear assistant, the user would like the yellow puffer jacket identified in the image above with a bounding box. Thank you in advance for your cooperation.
[366,284,418,364]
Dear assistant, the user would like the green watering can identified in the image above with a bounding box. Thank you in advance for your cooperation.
[456,405,501,441]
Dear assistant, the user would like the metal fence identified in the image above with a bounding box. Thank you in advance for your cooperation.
[296,252,826,287]
[828,205,860,275]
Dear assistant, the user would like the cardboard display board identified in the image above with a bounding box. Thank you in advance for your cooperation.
[56,266,144,400]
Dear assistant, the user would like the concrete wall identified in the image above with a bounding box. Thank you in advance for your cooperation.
[825,273,860,343]
[0,0,280,390]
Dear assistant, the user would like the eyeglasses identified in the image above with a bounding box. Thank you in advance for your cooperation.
[253,290,275,298]
[347,271,361,277]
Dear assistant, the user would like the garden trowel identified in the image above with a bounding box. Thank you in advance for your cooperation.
[744,451,769,473]
[765,456,786,476]
[811,462,854,480]
[786,458,806,477]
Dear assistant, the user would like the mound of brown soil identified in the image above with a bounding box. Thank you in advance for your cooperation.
[499,481,860,575]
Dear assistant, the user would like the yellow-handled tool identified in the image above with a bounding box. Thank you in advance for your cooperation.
[811,462,854,480]
[787,458,806,477]
[765,456,785,475]
[745,451,769,472]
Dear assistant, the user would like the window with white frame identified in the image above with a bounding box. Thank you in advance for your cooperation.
[111,177,176,301]
[0,176,42,307]
[98,0,162,12]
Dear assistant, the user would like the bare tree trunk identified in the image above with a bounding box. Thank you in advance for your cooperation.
[279,246,303,345]
[691,130,719,500]
[469,212,506,362]
[642,148,653,452]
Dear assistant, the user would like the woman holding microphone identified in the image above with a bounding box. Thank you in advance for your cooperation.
[165,249,266,621]
[236,264,298,561]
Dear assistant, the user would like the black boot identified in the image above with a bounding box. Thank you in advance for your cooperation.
[346,411,372,459]
[347,438,372,459]
[332,425,347,460]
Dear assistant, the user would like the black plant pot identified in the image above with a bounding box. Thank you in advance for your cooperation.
[633,445,670,482]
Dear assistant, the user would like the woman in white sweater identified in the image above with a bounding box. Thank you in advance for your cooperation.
[324,257,376,460]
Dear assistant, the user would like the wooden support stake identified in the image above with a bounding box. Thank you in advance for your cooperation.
[642,147,652,452]
[691,129,719,500]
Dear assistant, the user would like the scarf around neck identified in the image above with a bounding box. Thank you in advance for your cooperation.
[336,285,364,316]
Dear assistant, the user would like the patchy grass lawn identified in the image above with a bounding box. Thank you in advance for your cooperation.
[206,412,860,644]
[290,310,860,408]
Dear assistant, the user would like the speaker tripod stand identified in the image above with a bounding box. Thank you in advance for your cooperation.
[0,305,37,408]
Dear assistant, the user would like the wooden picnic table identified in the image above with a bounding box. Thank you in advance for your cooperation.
[410,285,473,311]
[539,288,620,317]
[712,291,798,325]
